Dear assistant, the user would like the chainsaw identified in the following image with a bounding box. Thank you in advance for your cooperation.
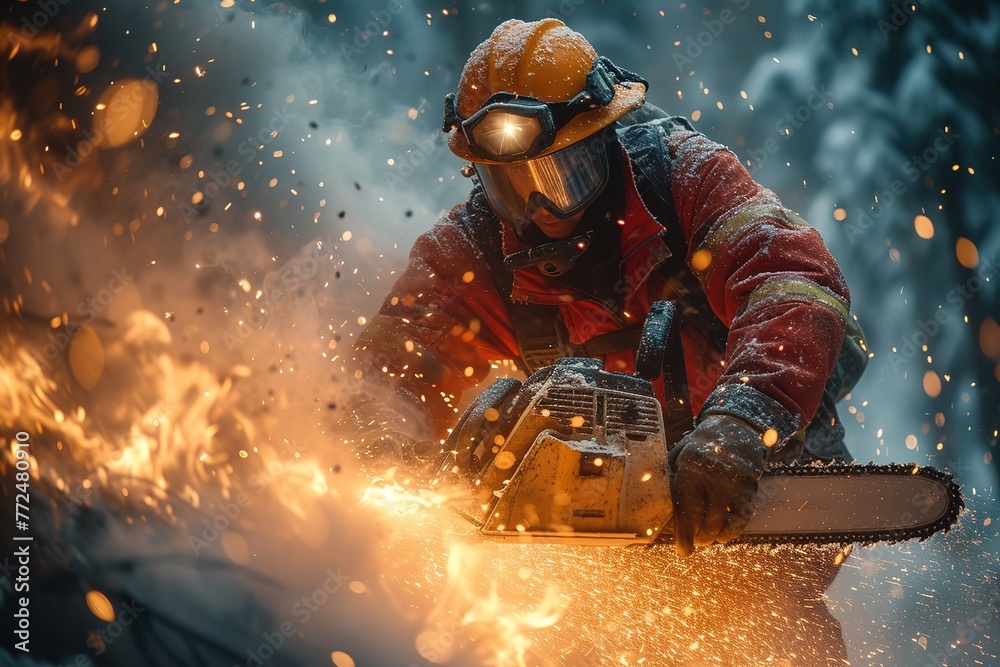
[431,302,963,547]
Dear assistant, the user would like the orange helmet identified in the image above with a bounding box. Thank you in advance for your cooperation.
[444,18,647,165]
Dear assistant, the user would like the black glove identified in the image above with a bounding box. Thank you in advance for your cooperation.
[343,392,439,476]
[359,429,439,473]
[668,413,769,556]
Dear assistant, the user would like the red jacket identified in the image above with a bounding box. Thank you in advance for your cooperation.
[354,127,852,442]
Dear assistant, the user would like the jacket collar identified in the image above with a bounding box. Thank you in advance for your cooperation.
[502,147,670,309]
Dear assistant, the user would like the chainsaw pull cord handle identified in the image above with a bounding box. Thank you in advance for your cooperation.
[634,300,694,446]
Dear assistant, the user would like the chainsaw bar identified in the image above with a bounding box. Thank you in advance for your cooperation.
[726,462,965,547]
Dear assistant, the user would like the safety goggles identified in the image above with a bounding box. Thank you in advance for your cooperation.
[474,130,610,231]
[443,57,646,162]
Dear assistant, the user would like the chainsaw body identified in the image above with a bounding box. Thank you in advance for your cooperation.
[438,357,678,544]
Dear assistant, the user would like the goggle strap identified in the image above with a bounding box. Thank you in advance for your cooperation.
[443,57,647,132]
[585,58,618,106]
[596,57,649,94]
[443,92,460,132]
[581,58,649,108]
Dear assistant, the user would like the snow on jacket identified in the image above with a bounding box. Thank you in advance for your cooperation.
[354,122,853,446]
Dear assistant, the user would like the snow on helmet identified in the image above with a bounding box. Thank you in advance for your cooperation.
[444,18,647,164]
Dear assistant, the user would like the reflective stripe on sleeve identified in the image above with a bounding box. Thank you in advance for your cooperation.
[691,205,811,281]
[738,275,851,324]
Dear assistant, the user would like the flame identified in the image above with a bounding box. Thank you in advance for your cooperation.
[0,293,341,538]
[361,468,454,514]
[426,542,566,667]
[362,470,568,666]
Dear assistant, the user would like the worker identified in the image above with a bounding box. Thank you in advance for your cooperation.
[349,19,867,663]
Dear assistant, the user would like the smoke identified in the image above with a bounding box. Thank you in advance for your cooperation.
[0,1,469,665]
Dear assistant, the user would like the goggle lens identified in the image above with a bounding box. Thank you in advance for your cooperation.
[475,133,609,230]
[467,111,546,159]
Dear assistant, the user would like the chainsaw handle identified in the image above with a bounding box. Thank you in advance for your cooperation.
[442,376,523,476]
[634,300,680,381]
[634,300,693,444]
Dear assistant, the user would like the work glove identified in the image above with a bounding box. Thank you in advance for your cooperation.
[359,429,439,471]
[343,392,439,477]
[668,413,770,556]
